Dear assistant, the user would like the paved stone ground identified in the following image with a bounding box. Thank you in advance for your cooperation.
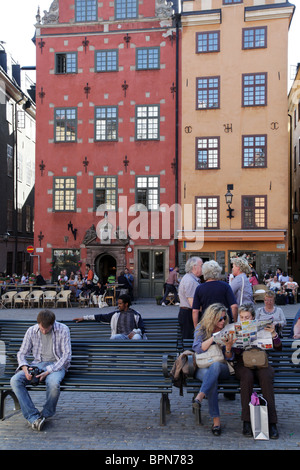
[0,300,299,452]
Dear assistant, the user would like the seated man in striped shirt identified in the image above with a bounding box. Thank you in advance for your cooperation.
[10,310,71,431]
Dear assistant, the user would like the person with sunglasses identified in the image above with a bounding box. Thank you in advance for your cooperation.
[192,303,235,436]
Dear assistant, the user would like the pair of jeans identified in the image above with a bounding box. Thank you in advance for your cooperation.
[110,334,142,340]
[161,284,179,304]
[195,362,230,418]
[10,362,66,424]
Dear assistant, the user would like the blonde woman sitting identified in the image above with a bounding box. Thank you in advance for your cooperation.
[192,303,235,436]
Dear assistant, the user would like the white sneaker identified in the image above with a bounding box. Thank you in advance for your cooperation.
[31,416,46,431]
[175,302,180,306]
[161,302,167,306]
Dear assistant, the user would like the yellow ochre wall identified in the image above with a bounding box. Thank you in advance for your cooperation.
[180,0,294,275]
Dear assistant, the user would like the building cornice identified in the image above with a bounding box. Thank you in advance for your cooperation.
[181,9,221,27]
[244,3,295,24]
[178,230,286,243]
[38,0,174,28]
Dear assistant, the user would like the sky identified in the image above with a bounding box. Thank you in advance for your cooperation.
[0,0,299,85]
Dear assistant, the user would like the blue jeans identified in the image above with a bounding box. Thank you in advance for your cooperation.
[10,362,66,424]
[110,334,142,340]
[195,362,230,418]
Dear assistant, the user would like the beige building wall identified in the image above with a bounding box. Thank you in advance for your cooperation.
[179,0,294,277]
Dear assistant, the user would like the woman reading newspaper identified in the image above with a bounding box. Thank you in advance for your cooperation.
[233,303,281,439]
[192,303,236,436]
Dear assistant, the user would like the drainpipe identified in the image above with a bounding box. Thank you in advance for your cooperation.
[288,113,293,274]
[174,9,180,266]
[14,96,24,273]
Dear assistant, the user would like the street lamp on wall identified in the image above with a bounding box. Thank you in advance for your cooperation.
[225,184,234,219]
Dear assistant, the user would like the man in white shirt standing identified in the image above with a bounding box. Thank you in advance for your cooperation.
[178,257,203,339]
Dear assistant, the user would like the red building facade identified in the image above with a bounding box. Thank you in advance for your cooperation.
[34,0,178,297]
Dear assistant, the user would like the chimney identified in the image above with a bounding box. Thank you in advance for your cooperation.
[12,64,21,86]
[27,85,36,103]
[0,50,7,72]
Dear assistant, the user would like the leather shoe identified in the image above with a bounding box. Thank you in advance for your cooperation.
[243,421,252,437]
[269,423,279,439]
[211,425,221,436]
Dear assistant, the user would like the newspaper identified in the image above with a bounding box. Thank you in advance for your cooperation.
[213,320,273,350]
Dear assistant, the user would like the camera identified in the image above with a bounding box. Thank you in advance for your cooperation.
[28,366,43,386]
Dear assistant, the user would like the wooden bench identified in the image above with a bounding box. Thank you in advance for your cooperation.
[180,339,300,424]
[0,318,181,344]
[0,338,177,425]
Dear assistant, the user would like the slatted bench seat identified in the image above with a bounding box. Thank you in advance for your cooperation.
[0,318,181,343]
[0,339,177,425]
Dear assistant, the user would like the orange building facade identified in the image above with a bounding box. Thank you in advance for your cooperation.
[34,0,178,296]
[179,0,295,278]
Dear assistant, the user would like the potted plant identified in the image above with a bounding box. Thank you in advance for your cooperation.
[29,274,36,285]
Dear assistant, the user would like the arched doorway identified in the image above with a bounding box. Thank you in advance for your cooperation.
[95,253,117,284]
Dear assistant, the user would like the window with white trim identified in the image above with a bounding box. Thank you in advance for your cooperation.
[95,107,118,141]
[53,177,76,212]
[75,0,97,22]
[196,197,219,229]
[115,0,138,19]
[136,176,159,210]
[196,137,220,169]
[94,176,117,211]
[136,105,159,140]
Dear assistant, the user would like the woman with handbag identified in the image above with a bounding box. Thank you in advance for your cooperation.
[234,303,281,439]
[192,303,236,436]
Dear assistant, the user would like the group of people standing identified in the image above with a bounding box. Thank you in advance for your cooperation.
[176,256,286,439]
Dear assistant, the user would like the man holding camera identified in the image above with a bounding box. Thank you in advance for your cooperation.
[10,310,71,431]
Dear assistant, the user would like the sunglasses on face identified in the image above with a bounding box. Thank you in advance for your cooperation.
[218,315,227,322]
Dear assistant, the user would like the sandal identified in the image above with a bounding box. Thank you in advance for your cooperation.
[211,425,221,436]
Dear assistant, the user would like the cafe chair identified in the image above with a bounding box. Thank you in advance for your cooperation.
[42,290,57,308]
[1,291,17,308]
[78,292,90,308]
[28,290,44,308]
[253,284,268,303]
[56,290,72,308]
[13,291,30,308]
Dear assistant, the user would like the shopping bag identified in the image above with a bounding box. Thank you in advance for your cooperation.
[249,393,269,440]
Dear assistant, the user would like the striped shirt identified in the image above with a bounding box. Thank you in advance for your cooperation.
[17,321,71,373]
